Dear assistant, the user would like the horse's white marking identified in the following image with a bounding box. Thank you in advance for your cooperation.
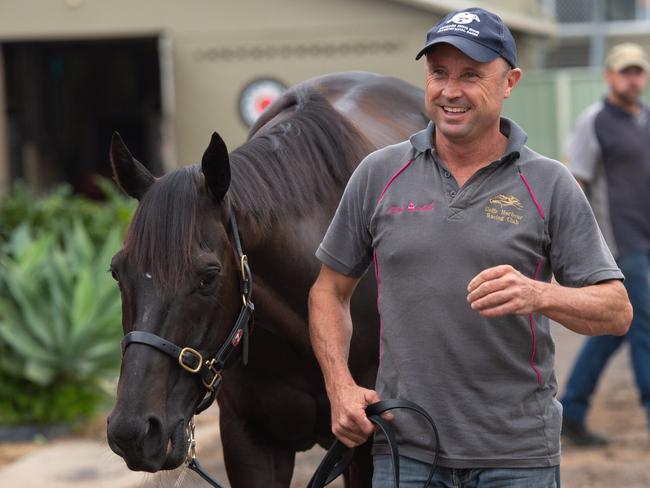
[145,272,153,279]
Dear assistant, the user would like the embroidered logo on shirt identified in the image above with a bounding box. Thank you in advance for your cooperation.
[489,194,523,209]
[485,194,524,225]
[387,200,436,214]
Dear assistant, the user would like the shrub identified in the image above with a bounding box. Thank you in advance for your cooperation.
[0,181,132,425]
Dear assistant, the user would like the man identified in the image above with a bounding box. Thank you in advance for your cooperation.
[560,42,650,447]
[309,7,632,488]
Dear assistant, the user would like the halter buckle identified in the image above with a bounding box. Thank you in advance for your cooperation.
[179,347,203,374]
[240,255,249,283]
[202,359,221,391]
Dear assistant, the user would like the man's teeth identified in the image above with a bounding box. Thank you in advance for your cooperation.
[443,106,468,113]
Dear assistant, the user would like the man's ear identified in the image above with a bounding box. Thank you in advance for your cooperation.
[504,67,522,99]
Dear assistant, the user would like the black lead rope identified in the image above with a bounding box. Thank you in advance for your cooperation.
[188,458,226,488]
[307,399,440,488]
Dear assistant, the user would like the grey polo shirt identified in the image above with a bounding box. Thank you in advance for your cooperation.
[566,99,650,257]
[316,119,623,468]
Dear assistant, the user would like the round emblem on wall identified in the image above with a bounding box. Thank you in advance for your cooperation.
[238,78,287,128]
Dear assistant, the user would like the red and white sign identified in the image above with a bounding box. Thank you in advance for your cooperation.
[239,78,287,128]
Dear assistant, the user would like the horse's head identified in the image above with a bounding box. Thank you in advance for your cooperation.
[106,132,247,472]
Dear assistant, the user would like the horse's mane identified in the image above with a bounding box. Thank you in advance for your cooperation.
[123,86,373,287]
[229,86,374,228]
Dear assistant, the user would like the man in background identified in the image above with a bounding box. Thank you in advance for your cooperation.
[561,42,650,446]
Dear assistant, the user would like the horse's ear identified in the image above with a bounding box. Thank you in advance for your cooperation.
[110,132,155,200]
[201,132,231,202]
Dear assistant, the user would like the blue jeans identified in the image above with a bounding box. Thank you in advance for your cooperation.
[372,455,560,488]
[561,250,650,425]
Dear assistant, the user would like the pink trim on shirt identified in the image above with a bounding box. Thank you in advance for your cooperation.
[519,172,546,221]
[378,159,414,203]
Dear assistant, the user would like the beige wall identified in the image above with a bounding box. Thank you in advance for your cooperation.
[0,0,553,171]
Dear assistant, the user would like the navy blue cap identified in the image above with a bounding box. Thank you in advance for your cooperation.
[415,8,517,67]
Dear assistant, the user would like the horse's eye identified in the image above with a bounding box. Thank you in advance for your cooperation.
[109,267,119,282]
[198,268,220,292]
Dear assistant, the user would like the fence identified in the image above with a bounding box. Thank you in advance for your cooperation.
[503,67,650,162]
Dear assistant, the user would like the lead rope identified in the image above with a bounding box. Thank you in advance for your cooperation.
[185,417,226,488]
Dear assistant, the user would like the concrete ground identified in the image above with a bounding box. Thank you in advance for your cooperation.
[0,323,648,488]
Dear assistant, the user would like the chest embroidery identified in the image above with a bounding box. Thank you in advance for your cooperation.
[485,194,524,225]
[387,200,436,214]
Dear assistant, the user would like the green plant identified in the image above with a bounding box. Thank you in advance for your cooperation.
[0,221,123,425]
[0,177,135,251]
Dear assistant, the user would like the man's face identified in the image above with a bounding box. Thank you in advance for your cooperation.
[606,66,648,106]
[424,44,520,144]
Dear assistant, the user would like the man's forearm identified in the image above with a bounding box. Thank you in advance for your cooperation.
[308,286,356,393]
[537,280,631,336]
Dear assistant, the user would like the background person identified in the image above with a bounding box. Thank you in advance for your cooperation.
[560,42,650,446]
[309,7,632,488]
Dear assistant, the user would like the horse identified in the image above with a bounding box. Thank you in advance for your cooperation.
[106,71,428,487]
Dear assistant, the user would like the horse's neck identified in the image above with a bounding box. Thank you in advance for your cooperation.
[234,212,323,353]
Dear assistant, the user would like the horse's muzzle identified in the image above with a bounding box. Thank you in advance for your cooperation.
[107,413,187,472]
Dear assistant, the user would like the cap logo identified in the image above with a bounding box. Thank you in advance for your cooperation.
[447,12,481,25]
[438,12,482,37]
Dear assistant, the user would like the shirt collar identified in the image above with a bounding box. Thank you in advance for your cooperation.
[409,117,528,160]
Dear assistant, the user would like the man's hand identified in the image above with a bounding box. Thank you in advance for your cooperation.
[467,264,544,317]
[329,383,384,448]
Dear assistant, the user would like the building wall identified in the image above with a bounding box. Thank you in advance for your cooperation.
[0,0,554,176]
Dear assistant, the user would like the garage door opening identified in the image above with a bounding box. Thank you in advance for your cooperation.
[2,36,164,198]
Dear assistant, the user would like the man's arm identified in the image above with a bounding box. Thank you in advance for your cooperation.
[308,264,380,448]
[466,265,632,336]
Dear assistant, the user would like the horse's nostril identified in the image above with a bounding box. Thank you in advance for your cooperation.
[143,416,163,458]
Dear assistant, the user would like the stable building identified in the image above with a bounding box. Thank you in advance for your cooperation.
[0,0,555,196]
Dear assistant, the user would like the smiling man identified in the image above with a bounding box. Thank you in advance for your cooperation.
[309,7,632,488]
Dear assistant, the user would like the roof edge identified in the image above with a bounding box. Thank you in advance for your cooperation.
[389,0,558,37]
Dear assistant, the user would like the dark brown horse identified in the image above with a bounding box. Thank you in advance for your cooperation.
[106,72,428,487]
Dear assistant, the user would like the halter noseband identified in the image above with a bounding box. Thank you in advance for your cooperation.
[120,212,254,415]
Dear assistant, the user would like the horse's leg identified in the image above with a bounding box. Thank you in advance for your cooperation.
[220,404,295,488]
[344,441,373,488]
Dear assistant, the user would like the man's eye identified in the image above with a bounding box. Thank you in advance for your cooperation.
[462,72,479,80]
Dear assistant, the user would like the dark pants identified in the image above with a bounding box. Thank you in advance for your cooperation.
[561,250,650,425]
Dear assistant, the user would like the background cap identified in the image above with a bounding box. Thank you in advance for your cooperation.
[605,43,650,72]
[415,7,517,67]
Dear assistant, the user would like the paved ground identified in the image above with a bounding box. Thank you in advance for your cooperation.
[0,323,648,487]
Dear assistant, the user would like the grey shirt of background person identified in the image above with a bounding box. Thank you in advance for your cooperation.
[566,98,650,258]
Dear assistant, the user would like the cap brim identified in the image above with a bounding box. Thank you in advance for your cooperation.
[415,35,500,62]
[611,60,650,72]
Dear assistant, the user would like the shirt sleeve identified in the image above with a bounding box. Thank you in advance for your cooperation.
[316,159,374,278]
[565,104,602,183]
[547,163,623,287]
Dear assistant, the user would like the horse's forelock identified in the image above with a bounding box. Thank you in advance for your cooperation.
[124,166,202,288]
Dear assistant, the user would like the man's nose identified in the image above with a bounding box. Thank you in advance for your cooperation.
[441,77,462,99]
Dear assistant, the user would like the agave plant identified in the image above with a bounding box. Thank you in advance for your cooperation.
[0,221,123,424]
